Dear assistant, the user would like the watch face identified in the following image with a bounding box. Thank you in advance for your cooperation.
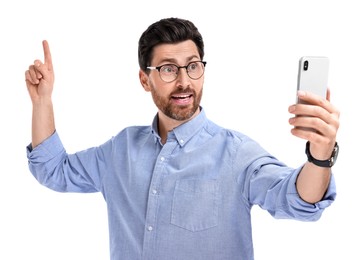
[328,143,339,167]
[332,143,339,165]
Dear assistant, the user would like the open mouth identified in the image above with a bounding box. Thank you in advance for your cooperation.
[172,94,193,100]
[171,93,193,105]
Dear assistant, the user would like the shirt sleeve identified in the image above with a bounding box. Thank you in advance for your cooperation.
[237,137,336,222]
[252,164,336,221]
[26,131,107,193]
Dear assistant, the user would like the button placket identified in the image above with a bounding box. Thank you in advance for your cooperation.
[142,139,178,258]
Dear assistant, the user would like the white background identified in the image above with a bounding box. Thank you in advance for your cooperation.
[1,0,362,259]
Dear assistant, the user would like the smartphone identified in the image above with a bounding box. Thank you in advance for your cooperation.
[297,56,329,104]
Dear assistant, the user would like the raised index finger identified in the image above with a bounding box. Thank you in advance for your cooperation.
[42,40,53,70]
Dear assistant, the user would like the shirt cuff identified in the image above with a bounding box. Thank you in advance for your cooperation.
[284,165,337,220]
[26,131,65,162]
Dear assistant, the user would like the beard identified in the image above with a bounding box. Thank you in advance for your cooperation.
[150,86,202,121]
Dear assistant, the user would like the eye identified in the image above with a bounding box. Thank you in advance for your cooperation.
[188,62,198,71]
[187,62,202,72]
[161,64,177,74]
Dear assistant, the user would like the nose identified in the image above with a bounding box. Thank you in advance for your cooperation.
[175,67,191,87]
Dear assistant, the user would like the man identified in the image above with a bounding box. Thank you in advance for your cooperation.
[25,17,340,260]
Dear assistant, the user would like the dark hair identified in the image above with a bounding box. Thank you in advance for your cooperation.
[138,17,204,72]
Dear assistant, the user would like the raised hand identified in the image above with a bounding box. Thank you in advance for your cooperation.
[288,89,340,159]
[25,40,56,148]
[25,40,54,103]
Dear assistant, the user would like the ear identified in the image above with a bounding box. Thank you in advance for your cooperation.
[139,69,151,92]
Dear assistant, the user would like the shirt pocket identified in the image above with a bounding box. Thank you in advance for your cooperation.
[171,179,219,232]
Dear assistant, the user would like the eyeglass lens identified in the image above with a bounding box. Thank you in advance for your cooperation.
[159,61,205,82]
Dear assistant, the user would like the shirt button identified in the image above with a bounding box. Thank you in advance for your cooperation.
[160,157,165,161]
[152,189,157,195]
[147,226,153,231]
[180,139,184,144]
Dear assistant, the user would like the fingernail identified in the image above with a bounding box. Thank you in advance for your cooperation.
[297,90,305,97]
[288,105,295,112]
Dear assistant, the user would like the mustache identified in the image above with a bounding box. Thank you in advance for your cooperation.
[170,87,195,96]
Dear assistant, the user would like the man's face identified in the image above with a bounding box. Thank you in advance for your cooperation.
[140,40,204,121]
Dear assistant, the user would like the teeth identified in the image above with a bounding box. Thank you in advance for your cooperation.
[174,94,190,98]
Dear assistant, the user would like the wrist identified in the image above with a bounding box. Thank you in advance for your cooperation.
[32,95,52,104]
[305,141,339,168]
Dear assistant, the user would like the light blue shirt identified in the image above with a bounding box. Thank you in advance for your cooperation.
[26,108,336,260]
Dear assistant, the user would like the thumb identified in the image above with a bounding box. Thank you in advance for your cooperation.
[326,88,331,102]
[33,60,50,81]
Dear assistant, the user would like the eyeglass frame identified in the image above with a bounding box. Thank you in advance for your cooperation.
[146,61,207,83]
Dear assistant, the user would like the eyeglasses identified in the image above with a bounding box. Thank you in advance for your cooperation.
[147,61,206,83]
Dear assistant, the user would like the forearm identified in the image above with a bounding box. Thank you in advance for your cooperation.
[31,98,55,148]
[296,162,331,204]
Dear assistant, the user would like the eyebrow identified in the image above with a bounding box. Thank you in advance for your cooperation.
[157,55,200,65]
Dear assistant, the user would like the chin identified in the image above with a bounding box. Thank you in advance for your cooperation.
[170,105,199,121]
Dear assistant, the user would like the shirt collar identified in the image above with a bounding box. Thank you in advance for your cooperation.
[150,107,207,147]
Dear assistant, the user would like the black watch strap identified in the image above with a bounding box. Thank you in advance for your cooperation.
[305,141,339,168]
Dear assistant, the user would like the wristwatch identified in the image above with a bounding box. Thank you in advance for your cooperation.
[305,141,339,168]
